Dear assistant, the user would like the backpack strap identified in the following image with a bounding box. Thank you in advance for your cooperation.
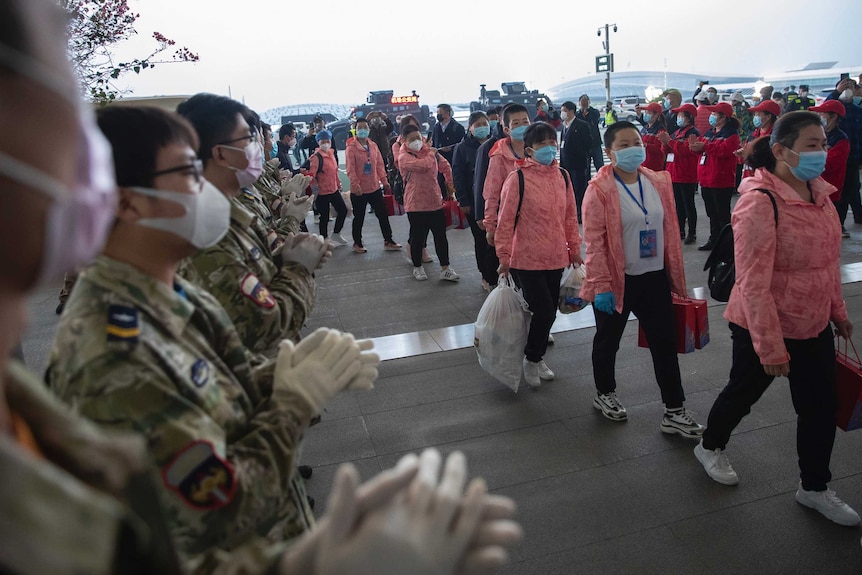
[753,188,778,226]
[315,152,325,176]
[514,169,525,229]
[559,167,570,191]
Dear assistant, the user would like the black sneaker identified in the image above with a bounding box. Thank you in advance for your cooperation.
[697,241,714,251]
[298,465,313,479]
[684,235,697,245]
[55,302,65,315]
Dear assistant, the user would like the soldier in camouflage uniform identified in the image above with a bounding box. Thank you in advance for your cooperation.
[176,94,329,356]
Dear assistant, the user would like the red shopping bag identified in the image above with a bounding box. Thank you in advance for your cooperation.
[443,199,468,230]
[637,297,702,354]
[384,193,405,216]
[836,337,862,431]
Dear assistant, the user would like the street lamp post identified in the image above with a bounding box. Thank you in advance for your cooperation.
[597,23,617,104]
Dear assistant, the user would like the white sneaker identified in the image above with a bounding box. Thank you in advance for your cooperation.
[536,359,555,380]
[795,483,861,526]
[593,392,627,421]
[330,232,348,245]
[661,408,705,438]
[522,358,541,388]
[694,440,739,486]
[547,333,555,344]
[412,267,428,281]
[440,268,460,282]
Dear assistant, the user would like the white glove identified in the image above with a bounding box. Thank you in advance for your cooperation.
[280,232,329,274]
[291,329,380,390]
[267,157,281,168]
[281,191,314,222]
[281,173,313,198]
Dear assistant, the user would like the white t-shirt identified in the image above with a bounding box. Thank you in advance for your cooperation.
[616,175,665,276]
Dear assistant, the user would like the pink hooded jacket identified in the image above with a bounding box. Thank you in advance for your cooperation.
[397,144,453,213]
[725,169,846,365]
[306,147,340,195]
[495,159,581,270]
[345,137,389,194]
[580,165,686,313]
[482,138,524,233]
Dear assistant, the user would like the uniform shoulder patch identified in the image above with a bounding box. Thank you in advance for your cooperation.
[106,304,140,343]
[240,273,276,309]
[190,359,209,387]
[266,230,282,252]
[162,441,236,510]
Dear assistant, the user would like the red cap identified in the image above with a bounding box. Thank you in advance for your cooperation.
[702,102,734,118]
[638,102,662,114]
[808,100,846,118]
[671,103,698,118]
[748,100,782,117]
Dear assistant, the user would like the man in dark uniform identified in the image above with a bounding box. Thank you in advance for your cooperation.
[558,101,592,222]
[431,103,465,197]
[786,84,817,112]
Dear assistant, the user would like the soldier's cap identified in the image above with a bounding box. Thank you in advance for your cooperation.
[637,102,663,114]
[671,103,698,118]
[809,100,846,118]
[702,102,734,118]
[748,100,782,117]
[732,92,745,103]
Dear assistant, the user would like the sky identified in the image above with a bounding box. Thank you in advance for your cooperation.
[107,0,862,114]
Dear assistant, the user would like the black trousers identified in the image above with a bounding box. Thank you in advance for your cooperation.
[511,268,563,362]
[590,145,605,172]
[701,186,733,243]
[836,159,862,225]
[563,165,587,222]
[407,210,449,267]
[702,323,837,492]
[316,192,347,237]
[350,189,393,246]
[673,182,698,238]
[465,211,497,285]
[591,270,685,408]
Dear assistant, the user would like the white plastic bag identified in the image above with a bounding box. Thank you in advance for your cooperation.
[558,264,588,314]
[474,275,532,392]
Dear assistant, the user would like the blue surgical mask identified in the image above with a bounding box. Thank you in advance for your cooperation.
[489,119,499,131]
[269,146,278,160]
[532,145,557,166]
[676,115,687,128]
[753,115,763,128]
[612,146,646,173]
[663,99,671,110]
[473,125,490,139]
[356,128,370,139]
[708,114,718,127]
[509,125,528,141]
[786,149,827,181]
[642,112,652,123]
[853,96,862,107]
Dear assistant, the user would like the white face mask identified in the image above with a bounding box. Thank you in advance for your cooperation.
[319,143,332,152]
[132,180,230,249]
[407,139,424,151]
[840,89,856,102]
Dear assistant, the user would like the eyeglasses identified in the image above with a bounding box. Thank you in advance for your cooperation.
[218,134,255,146]
[150,159,204,183]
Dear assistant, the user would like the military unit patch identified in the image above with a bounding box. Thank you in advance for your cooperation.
[190,359,209,388]
[249,246,262,261]
[162,441,236,510]
[240,273,276,309]
[106,305,140,343]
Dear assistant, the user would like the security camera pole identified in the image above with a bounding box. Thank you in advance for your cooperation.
[596,23,617,105]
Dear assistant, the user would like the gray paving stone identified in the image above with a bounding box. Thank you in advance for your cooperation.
[301,415,376,468]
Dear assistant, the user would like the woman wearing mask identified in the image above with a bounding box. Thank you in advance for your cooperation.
[689,102,741,251]
[580,122,703,436]
[637,102,669,171]
[306,129,348,245]
[393,115,433,264]
[453,111,497,290]
[398,124,459,282]
[694,112,860,529]
[658,103,701,244]
[735,100,780,179]
[495,122,582,387]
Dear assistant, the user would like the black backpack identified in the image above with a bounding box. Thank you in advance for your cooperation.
[301,151,326,177]
[703,189,777,302]
[514,167,570,229]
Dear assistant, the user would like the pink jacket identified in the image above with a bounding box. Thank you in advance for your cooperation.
[397,144,453,213]
[495,159,581,270]
[391,138,403,169]
[482,138,524,233]
[345,137,389,194]
[306,148,340,195]
[724,169,846,365]
[580,165,686,312]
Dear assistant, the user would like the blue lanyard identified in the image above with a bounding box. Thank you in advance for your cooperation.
[614,173,649,226]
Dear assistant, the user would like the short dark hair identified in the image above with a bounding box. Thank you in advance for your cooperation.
[176,93,248,164]
[503,103,529,127]
[96,106,199,188]
[401,124,421,138]
[353,117,369,129]
[261,122,271,137]
[487,106,502,116]
[603,121,640,148]
[747,111,822,172]
[279,123,296,140]
[562,101,576,111]
[524,122,557,150]
[579,94,590,102]
[437,103,453,115]
[467,110,488,126]
[244,108,261,133]
[400,115,420,131]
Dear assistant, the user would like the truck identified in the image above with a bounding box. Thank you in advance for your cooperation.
[326,90,435,150]
[469,82,554,119]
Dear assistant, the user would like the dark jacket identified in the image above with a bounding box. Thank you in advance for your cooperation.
[826,92,862,161]
[276,141,297,173]
[432,119,466,164]
[452,133,485,209]
[559,118,592,172]
[575,106,602,147]
[473,135,501,221]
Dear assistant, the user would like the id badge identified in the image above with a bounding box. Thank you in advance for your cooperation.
[640,229,657,258]
[700,155,707,166]
[363,162,372,175]
[666,153,675,163]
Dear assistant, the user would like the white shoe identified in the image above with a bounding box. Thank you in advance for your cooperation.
[536,359,554,380]
[330,232,348,245]
[412,267,428,281]
[593,392,627,421]
[694,440,739,486]
[795,483,861,526]
[522,358,541,388]
[661,408,705,438]
[547,333,555,345]
[440,268,460,282]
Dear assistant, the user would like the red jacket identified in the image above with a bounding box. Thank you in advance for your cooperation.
[641,122,668,172]
[345,137,389,194]
[697,125,741,189]
[824,128,850,201]
[397,144,452,213]
[663,125,701,184]
[741,125,773,179]
[305,148,340,195]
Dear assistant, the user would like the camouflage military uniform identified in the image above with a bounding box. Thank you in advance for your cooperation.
[46,256,316,564]
[180,199,316,355]
[238,162,303,247]
[733,103,755,142]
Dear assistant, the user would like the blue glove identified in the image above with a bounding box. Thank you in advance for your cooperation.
[594,292,616,315]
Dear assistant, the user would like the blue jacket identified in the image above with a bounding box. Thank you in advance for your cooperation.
[452,133,485,209]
